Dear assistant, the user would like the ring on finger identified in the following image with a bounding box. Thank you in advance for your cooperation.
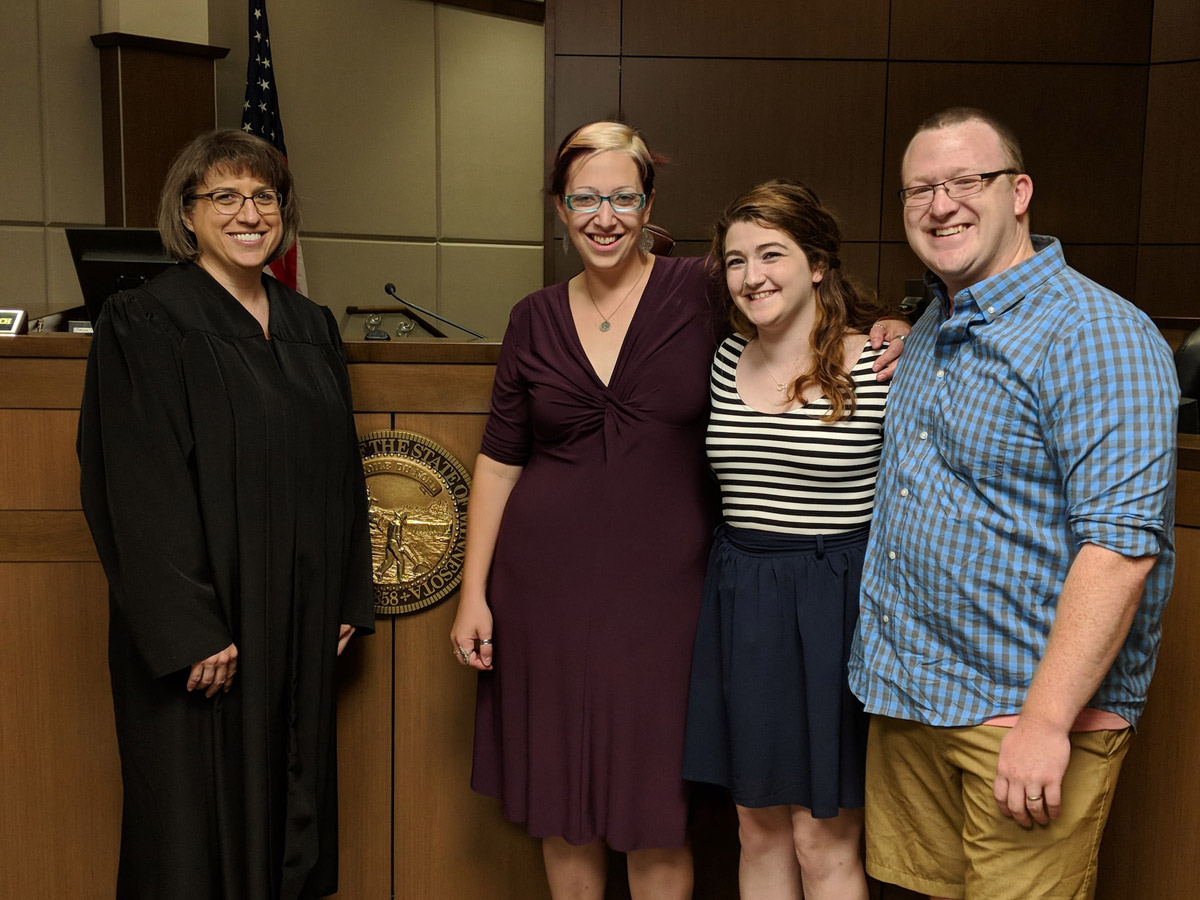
[1026,794,1043,803]
[479,639,494,646]
[457,647,471,663]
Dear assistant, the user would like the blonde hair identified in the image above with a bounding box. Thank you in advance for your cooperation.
[711,179,889,422]
[157,129,299,264]
[550,121,666,197]
[909,107,1025,172]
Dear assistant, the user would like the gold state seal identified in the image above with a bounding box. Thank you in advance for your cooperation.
[359,430,471,615]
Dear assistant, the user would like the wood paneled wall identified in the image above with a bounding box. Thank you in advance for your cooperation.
[546,0,1200,320]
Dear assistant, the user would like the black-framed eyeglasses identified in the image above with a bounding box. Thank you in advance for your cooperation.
[898,170,1019,207]
[188,190,284,215]
[563,192,647,213]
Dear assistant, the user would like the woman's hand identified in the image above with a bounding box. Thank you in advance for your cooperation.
[187,643,238,697]
[450,597,494,671]
[337,624,356,656]
[869,318,912,381]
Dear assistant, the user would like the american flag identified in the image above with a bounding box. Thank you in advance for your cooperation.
[241,0,305,293]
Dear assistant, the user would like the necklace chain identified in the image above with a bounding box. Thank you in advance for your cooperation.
[583,259,649,332]
[756,338,793,392]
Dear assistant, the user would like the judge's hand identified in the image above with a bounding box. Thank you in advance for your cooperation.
[187,643,238,698]
[869,318,912,381]
[337,624,356,656]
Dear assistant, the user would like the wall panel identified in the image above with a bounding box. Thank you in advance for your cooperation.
[1140,61,1200,244]
[622,58,887,242]
[1151,0,1200,63]
[1136,246,1200,319]
[0,0,45,223]
[890,0,1151,63]
[553,0,620,56]
[439,7,545,242]
[622,0,889,59]
[439,243,543,339]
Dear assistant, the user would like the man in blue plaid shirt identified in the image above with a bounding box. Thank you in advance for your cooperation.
[848,108,1177,900]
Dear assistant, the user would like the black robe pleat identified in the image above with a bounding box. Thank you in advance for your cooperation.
[78,263,375,900]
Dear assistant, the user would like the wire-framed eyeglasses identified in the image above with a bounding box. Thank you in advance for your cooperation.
[898,170,1018,207]
[188,190,284,215]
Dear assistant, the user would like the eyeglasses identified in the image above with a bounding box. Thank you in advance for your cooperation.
[188,190,284,215]
[563,192,647,213]
[898,170,1018,207]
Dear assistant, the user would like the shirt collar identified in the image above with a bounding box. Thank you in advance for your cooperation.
[925,235,1066,321]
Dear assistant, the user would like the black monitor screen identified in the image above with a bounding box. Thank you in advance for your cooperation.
[65,227,178,323]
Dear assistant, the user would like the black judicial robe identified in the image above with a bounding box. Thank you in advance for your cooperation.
[78,263,375,900]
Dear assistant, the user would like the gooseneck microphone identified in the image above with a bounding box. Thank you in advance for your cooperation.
[383,283,487,340]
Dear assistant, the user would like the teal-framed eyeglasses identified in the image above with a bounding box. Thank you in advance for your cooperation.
[188,189,284,215]
[563,192,647,213]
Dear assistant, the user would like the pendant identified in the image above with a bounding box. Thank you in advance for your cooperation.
[599,321,611,332]
[775,383,786,391]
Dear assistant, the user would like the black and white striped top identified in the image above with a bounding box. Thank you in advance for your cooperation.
[706,333,890,535]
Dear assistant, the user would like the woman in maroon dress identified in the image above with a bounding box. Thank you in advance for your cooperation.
[451,122,904,899]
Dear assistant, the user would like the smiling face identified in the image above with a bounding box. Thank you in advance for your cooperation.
[182,167,283,286]
[723,220,824,338]
[901,119,1034,298]
[555,150,654,275]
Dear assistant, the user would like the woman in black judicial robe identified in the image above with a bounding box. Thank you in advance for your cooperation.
[78,130,375,900]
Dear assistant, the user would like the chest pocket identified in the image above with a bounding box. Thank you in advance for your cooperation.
[933,342,1024,481]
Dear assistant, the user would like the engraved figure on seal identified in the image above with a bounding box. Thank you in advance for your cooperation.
[360,430,471,615]
[366,478,450,586]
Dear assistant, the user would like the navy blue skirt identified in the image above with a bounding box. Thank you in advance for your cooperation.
[682,524,869,816]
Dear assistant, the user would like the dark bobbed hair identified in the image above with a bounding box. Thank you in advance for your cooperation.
[908,106,1026,173]
[157,129,299,263]
[710,178,890,422]
[549,121,667,198]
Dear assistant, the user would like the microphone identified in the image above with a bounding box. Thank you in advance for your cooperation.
[383,283,487,340]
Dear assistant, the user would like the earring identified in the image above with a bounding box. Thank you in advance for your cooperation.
[638,226,655,254]
[562,234,570,256]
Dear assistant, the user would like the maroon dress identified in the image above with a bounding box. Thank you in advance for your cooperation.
[471,254,721,850]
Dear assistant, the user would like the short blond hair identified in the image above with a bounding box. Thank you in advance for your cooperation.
[157,129,299,263]
[550,121,666,197]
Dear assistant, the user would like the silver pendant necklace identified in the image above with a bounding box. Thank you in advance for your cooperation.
[584,259,649,332]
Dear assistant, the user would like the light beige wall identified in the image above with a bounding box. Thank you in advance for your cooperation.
[209,0,545,339]
[0,0,105,320]
[100,0,207,43]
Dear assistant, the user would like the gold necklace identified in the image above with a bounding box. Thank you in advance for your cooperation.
[583,259,649,332]
[756,338,794,392]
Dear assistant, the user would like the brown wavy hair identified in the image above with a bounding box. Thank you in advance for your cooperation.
[710,178,890,422]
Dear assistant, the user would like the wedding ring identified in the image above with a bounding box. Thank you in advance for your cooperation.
[1026,794,1043,803]
[457,647,471,663]
[479,639,493,646]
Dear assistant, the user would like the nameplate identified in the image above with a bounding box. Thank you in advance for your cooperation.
[0,309,27,336]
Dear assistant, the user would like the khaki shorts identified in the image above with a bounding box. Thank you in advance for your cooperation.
[864,716,1131,900]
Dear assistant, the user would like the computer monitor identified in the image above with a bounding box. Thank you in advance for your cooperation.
[65,227,178,323]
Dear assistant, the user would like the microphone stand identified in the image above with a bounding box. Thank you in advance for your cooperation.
[383,283,487,340]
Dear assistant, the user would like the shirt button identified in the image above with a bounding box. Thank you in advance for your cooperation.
[888,550,897,560]
[900,488,909,497]
[919,431,928,440]
[936,369,945,378]
[987,306,995,314]
[882,614,890,624]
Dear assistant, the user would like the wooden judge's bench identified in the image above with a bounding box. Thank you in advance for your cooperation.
[1,333,1197,900]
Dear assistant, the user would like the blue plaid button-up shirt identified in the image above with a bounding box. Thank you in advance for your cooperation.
[848,236,1177,728]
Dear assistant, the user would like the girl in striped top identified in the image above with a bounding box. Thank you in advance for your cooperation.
[683,179,895,900]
